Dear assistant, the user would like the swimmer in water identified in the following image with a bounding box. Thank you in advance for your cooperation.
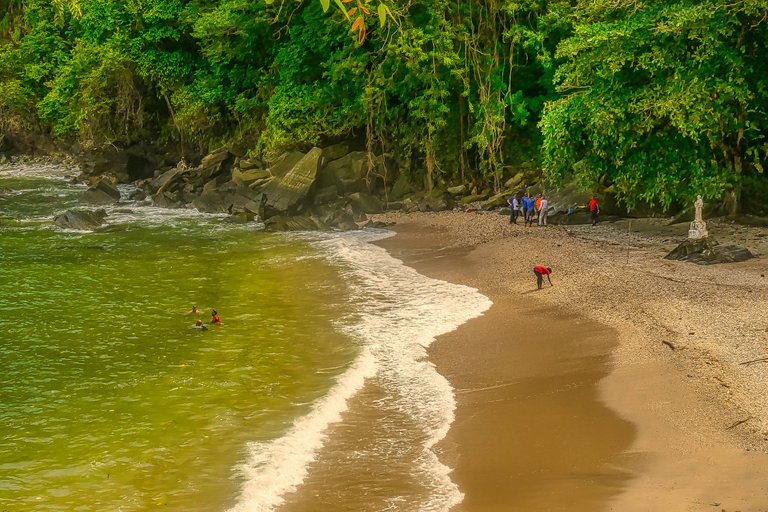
[189,305,200,316]
[194,319,208,331]
[211,309,221,324]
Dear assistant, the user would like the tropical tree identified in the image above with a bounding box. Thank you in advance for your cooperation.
[541,0,768,213]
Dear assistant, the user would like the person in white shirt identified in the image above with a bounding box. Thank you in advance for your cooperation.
[538,195,549,226]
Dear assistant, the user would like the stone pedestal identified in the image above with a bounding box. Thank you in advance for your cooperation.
[688,220,708,240]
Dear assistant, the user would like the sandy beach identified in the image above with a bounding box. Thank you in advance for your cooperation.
[373,211,768,511]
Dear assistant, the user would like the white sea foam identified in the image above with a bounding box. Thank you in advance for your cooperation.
[229,229,492,512]
[228,349,377,512]
[0,162,75,179]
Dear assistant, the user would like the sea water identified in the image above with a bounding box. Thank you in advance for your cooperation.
[0,163,491,511]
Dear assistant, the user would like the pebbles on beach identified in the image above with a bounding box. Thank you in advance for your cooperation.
[372,210,768,451]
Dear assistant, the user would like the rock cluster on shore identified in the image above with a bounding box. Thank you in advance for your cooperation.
[69,144,596,231]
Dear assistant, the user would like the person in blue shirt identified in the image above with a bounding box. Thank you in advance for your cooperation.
[507,195,520,224]
[522,193,534,226]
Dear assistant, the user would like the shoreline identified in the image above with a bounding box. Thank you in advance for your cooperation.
[373,211,768,511]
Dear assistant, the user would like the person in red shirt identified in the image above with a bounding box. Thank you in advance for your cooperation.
[211,309,221,324]
[588,196,600,226]
[533,265,553,289]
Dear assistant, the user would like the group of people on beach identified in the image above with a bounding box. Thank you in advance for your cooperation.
[507,192,549,227]
[189,305,221,331]
[507,194,601,227]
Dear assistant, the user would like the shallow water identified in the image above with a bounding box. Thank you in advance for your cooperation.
[0,163,491,511]
[0,165,357,511]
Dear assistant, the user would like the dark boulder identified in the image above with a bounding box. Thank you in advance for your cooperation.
[199,149,235,182]
[321,142,350,162]
[233,167,271,186]
[313,204,360,231]
[80,179,121,205]
[192,179,262,215]
[313,185,340,206]
[364,220,390,229]
[78,144,158,182]
[547,208,593,225]
[664,238,754,265]
[191,189,231,213]
[389,172,418,200]
[264,214,330,232]
[347,191,383,214]
[152,191,184,209]
[128,189,146,201]
[150,164,190,195]
[320,151,369,193]
[225,212,257,224]
[53,209,108,230]
[235,156,264,172]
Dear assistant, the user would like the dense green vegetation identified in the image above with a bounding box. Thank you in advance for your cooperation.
[0,0,766,212]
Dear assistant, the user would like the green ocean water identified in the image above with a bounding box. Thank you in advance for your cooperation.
[0,166,358,511]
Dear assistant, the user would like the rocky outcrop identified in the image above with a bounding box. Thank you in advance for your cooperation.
[80,179,121,205]
[53,209,108,230]
[664,238,754,265]
[110,143,396,230]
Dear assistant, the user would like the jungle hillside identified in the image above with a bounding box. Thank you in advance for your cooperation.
[1,0,767,215]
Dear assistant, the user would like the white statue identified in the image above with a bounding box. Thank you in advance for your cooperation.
[688,195,708,240]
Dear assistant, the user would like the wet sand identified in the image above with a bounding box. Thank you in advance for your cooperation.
[373,213,768,511]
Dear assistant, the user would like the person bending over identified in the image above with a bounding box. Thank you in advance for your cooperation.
[533,265,553,289]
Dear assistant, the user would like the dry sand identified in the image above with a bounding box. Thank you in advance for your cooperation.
[373,211,768,512]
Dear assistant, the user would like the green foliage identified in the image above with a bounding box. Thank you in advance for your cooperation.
[541,0,768,211]
[0,0,766,211]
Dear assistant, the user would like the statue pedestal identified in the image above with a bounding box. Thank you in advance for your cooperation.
[688,220,708,240]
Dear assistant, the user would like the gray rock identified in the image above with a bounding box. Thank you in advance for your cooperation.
[192,189,233,213]
[460,191,491,204]
[53,209,108,230]
[447,184,467,196]
[482,191,512,210]
[199,149,235,181]
[233,167,271,185]
[313,185,340,206]
[78,144,158,182]
[262,148,322,215]
[152,191,184,209]
[347,191,383,214]
[268,151,305,179]
[321,142,350,162]
[322,151,369,193]
[364,220,390,229]
[128,189,146,201]
[390,173,417,200]
[80,179,121,205]
[664,238,754,265]
[236,157,263,172]
[226,212,257,224]
[505,172,524,189]
[150,165,189,195]
[264,214,330,232]
[313,204,360,230]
